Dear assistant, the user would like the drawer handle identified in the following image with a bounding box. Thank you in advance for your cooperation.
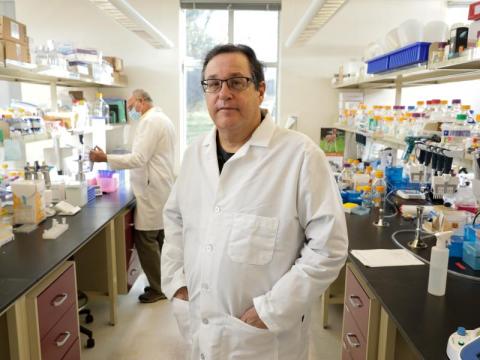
[51,293,68,307]
[55,331,71,347]
[348,295,363,308]
[128,223,135,227]
[346,333,361,348]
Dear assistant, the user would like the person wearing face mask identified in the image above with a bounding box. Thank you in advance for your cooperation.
[161,44,348,359]
[90,89,176,303]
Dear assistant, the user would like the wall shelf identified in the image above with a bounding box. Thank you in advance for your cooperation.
[0,61,127,88]
[333,48,480,90]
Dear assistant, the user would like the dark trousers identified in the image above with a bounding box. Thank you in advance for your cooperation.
[135,229,164,293]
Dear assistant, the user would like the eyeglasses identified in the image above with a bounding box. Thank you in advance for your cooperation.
[201,77,253,93]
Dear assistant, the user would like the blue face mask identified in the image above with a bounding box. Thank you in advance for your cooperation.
[129,108,141,121]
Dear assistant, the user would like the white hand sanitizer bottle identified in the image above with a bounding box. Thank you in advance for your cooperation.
[428,231,452,296]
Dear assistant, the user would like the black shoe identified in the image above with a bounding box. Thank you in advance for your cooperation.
[138,289,166,303]
[144,286,152,293]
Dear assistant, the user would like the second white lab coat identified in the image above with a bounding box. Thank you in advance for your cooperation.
[108,107,175,230]
[161,113,348,359]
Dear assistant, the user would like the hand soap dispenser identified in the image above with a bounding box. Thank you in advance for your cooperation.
[428,231,452,296]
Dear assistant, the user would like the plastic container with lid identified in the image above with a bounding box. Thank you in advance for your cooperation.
[442,114,470,149]
[415,100,425,113]
[470,114,480,149]
[463,241,480,270]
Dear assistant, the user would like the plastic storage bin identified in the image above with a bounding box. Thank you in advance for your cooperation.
[388,42,431,71]
[366,42,431,74]
[366,55,389,74]
[448,238,464,258]
[464,224,480,243]
[463,242,480,270]
[96,170,119,193]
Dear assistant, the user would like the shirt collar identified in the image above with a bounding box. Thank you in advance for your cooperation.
[140,106,156,120]
[202,109,275,148]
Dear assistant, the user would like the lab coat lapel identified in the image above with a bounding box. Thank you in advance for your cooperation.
[202,128,220,191]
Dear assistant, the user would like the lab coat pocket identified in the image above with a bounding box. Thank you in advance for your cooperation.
[223,315,278,360]
[171,298,192,345]
[228,213,279,265]
[130,167,148,196]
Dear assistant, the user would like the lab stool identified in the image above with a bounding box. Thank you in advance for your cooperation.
[78,291,95,348]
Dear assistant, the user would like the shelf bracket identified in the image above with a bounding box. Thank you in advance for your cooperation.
[395,75,402,106]
[50,81,58,112]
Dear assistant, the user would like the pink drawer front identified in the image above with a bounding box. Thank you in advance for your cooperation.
[62,338,81,360]
[342,304,367,360]
[41,304,79,360]
[345,267,371,338]
[37,264,76,339]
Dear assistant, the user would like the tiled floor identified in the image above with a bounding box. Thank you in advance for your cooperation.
[81,275,343,360]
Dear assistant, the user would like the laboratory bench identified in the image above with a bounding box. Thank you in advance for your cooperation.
[0,181,137,360]
[342,210,480,360]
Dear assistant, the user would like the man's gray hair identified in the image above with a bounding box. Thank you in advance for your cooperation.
[133,89,153,103]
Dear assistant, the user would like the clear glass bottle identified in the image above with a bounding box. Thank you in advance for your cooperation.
[445,114,471,150]
[361,185,373,208]
[372,170,387,208]
[451,99,462,121]
[339,163,354,190]
[91,92,110,124]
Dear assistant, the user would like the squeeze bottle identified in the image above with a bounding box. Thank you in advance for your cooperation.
[427,231,452,296]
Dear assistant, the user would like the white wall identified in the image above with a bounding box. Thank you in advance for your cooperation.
[15,0,181,169]
[13,0,478,159]
[278,0,337,144]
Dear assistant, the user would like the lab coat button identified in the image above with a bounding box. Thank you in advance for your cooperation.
[206,244,213,252]
[214,206,221,213]
[202,318,209,325]
[200,354,205,360]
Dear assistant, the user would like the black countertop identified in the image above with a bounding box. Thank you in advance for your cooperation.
[346,211,480,360]
[0,183,135,315]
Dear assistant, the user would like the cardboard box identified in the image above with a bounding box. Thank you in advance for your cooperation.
[2,39,30,63]
[12,179,46,225]
[0,16,27,45]
[113,72,127,85]
[104,56,124,72]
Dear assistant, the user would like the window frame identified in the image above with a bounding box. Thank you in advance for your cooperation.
[180,4,280,156]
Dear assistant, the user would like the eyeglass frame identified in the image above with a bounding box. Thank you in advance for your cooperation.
[200,76,255,93]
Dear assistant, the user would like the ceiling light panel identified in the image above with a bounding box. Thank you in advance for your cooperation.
[89,0,174,49]
[285,0,348,47]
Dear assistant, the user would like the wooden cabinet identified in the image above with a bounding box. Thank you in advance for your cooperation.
[342,264,380,360]
[26,261,80,360]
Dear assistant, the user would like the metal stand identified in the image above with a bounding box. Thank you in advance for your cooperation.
[408,206,428,249]
[373,206,389,227]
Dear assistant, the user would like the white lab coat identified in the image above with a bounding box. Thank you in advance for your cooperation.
[108,107,175,230]
[162,113,348,360]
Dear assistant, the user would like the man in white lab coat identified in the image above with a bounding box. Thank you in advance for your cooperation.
[161,45,348,359]
[90,89,175,303]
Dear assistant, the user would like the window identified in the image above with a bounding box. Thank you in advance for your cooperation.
[180,2,280,150]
